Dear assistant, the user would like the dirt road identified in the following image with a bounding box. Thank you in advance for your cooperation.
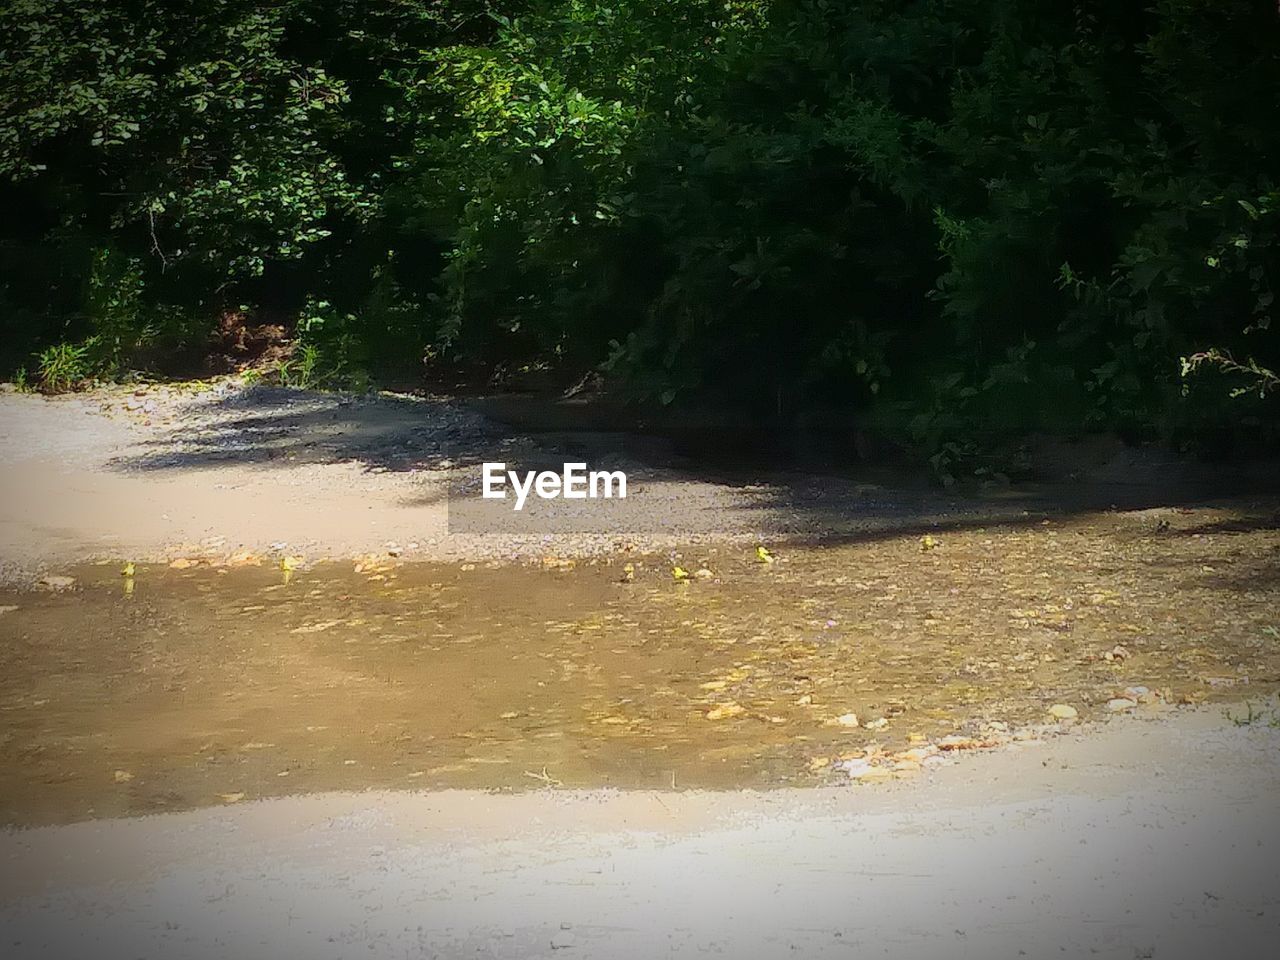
[2,382,1278,958]
[0,379,1243,582]
[2,707,1277,960]
[0,380,864,579]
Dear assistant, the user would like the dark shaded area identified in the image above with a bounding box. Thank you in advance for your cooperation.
[106,385,1280,541]
[3,1,1276,470]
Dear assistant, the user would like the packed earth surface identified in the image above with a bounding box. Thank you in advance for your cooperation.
[1,381,1278,958]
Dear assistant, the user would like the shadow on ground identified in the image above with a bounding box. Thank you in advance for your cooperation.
[106,385,1280,545]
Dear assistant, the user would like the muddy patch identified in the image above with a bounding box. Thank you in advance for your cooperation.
[2,508,1278,826]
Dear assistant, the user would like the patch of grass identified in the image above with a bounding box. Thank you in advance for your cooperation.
[37,341,93,393]
[273,342,368,392]
[277,343,322,390]
[1224,696,1280,728]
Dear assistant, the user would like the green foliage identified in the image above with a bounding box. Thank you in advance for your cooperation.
[397,0,1277,463]
[3,0,1277,466]
[1183,350,1279,400]
[37,341,93,393]
[0,0,390,272]
[0,0,508,370]
[277,343,324,390]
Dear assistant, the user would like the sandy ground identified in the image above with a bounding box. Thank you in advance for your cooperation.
[0,382,522,580]
[3,382,1278,958]
[0,379,1231,583]
[1,707,1277,959]
[0,383,782,579]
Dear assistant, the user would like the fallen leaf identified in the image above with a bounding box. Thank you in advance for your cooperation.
[706,702,745,720]
[897,746,939,763]
[290,620,343,634]
[937,735,987,751]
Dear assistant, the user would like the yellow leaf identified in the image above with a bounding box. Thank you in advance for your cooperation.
[756,545,775,563]
[706,702,745,720]
[120,562,135,577]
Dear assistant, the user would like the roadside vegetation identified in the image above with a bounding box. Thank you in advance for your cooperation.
[2,1,1277,476]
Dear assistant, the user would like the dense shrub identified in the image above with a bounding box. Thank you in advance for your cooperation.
[3,1,1276,465]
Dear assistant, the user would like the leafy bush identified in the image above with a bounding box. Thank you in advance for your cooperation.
[3,1,1276,466]
[405,0,1278,463]
[277,344,323,390]
[36,341,93,393]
